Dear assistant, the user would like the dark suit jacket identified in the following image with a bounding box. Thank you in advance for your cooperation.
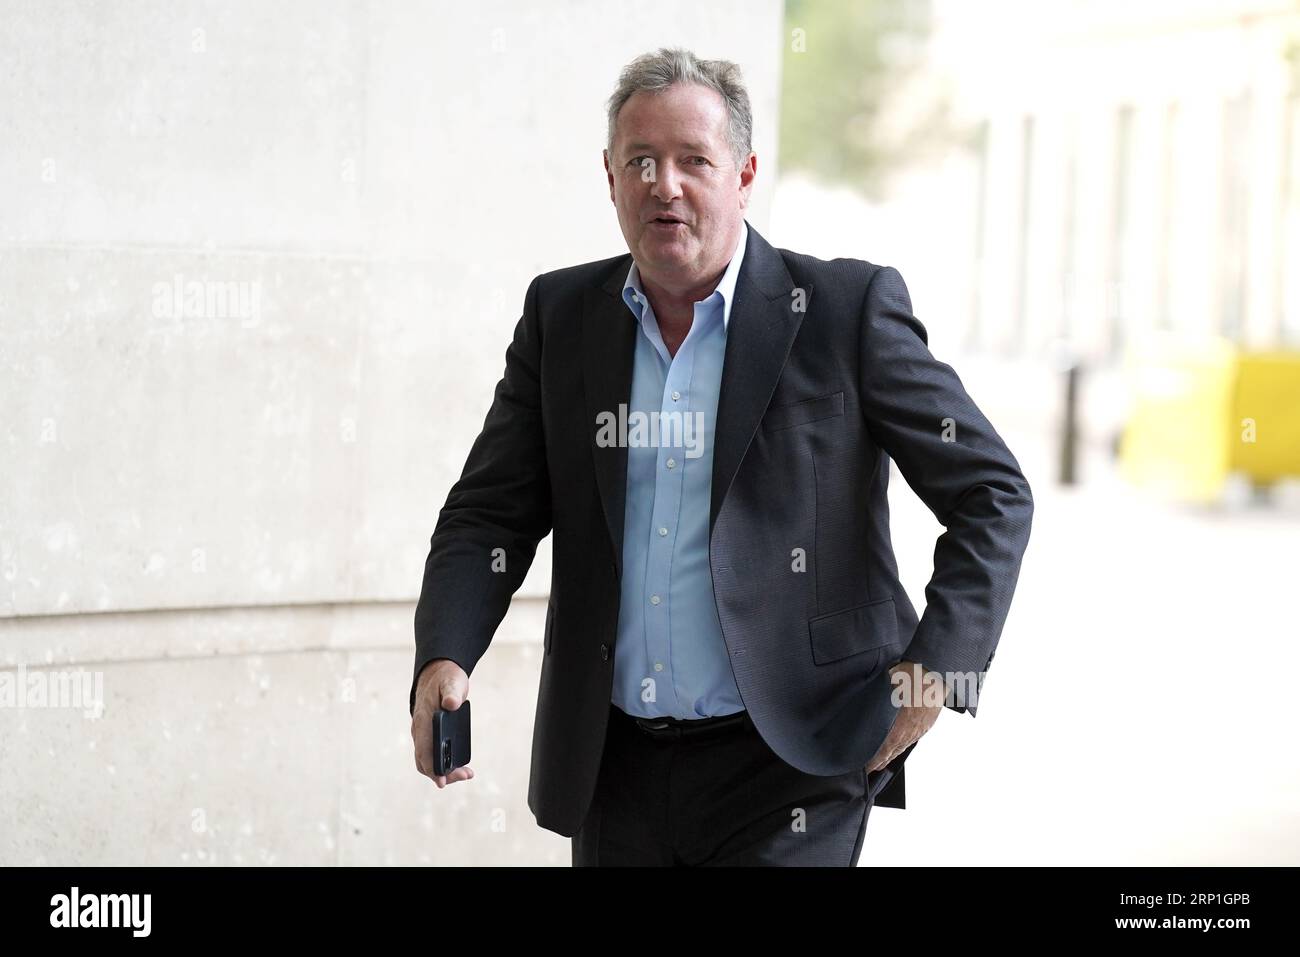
[411,220,1034,838]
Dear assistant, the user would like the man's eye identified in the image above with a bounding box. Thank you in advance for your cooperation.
[689,157,708,165]
[628,157,650,167]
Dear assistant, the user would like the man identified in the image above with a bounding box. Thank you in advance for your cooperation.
[409,48,1034,866]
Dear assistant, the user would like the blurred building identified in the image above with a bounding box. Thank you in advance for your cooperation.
[921,0,1300,359]
[772,0,1300,488]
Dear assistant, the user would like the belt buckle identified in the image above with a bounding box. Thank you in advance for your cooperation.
[635,717,674,737]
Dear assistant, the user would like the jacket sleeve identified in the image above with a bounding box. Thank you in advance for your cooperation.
[410,274,553,715]
[857,265,1034,717]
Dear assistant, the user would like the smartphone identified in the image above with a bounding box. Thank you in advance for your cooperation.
[432,699,471,776]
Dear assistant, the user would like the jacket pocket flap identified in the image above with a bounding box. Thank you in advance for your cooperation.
[808,596,898,665]
[762,390,844,432]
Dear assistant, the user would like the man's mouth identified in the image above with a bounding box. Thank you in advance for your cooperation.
[650,217,686,227]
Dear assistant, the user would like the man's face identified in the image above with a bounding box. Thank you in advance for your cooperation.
[604,83,756,289]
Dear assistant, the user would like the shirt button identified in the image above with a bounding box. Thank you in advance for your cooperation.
[666,458,676,469]
[650,594,661,605]
[671,390,680,401]
[658,526,668,536]
[654,662,664,672]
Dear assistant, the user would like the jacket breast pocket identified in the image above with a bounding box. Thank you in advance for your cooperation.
[807,596,898,665]
[762,390,844,433]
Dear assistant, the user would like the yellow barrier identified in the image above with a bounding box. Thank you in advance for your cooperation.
[1230,351,1300,483]
[1119,336,1300,501]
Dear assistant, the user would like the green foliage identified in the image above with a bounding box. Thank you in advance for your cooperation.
[780,0,948,199]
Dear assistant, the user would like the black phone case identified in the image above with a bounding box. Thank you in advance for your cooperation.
[432,699,471,775]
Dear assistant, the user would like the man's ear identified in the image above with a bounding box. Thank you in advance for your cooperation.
[738,152,757,210]
[604,150,616,203]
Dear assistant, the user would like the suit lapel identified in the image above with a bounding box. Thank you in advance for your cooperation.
[581,221,808,574]
[709,226,808,534]
[583,275,637,572]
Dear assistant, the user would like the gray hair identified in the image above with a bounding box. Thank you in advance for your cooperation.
[605,47,753,169]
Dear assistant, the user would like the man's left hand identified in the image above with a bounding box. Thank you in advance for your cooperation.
[865,660,945,772]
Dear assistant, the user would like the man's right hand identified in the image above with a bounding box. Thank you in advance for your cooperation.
[411,658,475,789]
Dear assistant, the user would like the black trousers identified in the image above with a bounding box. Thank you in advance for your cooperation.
[572,703,897,866]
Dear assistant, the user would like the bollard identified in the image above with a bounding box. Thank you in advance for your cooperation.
[1059,360,1081,486]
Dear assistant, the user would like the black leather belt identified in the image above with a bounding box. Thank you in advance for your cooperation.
[612,704,751,740]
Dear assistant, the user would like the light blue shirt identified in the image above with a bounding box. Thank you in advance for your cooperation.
[611,222,750,719]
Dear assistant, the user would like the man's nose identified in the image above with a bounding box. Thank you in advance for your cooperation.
[650,161,682,202]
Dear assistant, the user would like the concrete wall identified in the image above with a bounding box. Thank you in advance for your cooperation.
[0,0,786,865]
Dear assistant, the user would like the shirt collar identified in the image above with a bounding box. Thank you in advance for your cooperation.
[621,220,749,330]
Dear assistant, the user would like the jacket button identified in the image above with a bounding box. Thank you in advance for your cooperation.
[599,643,610,661]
